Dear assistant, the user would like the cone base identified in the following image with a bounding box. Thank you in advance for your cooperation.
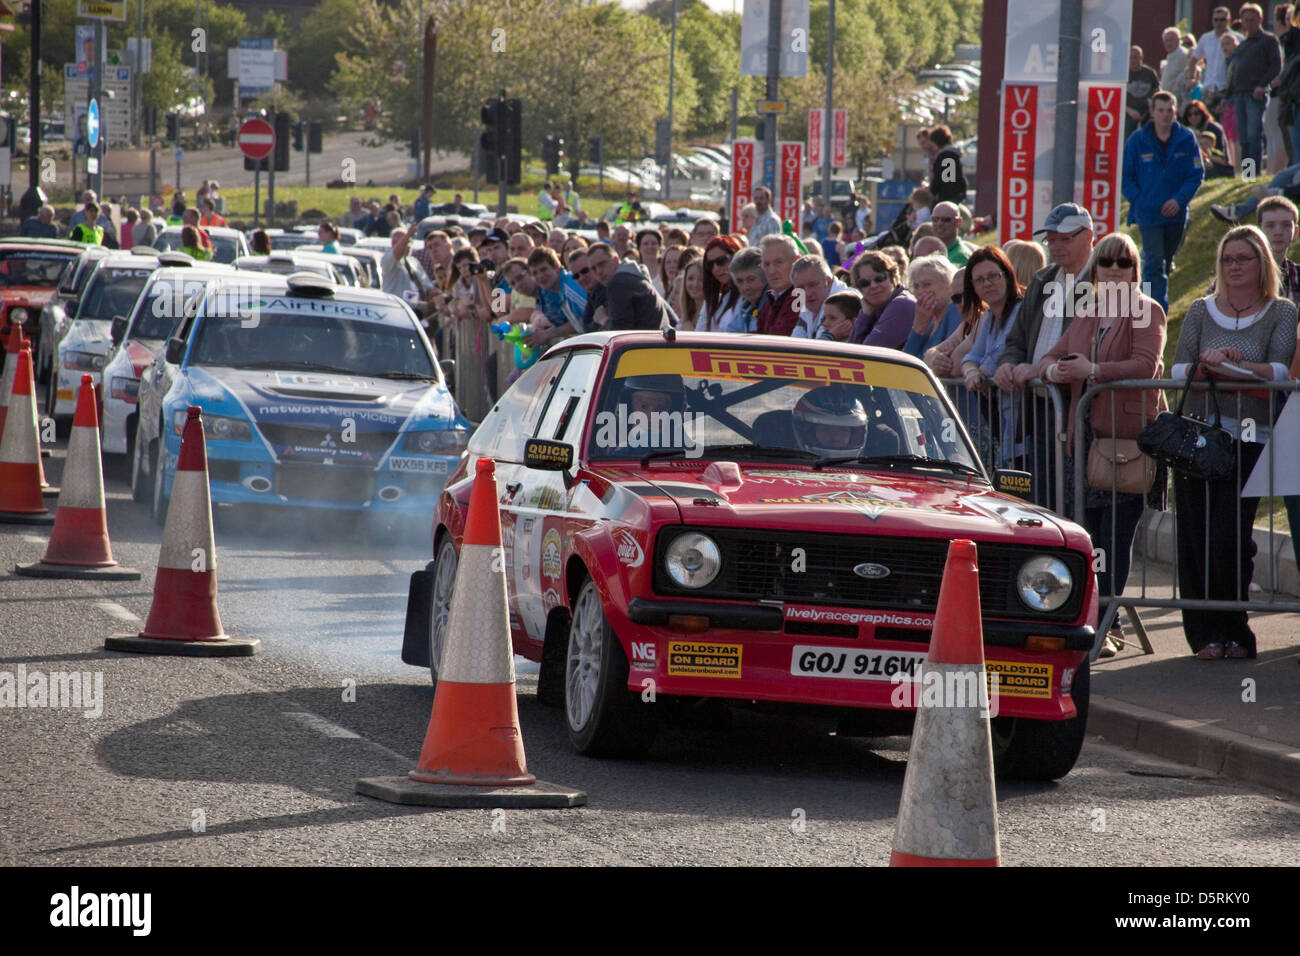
[41,484,59,496]
[408,767,536,787]
[0,510,55,525]
[105,633,260,657]
[889,851,999,867]
[356,776,586,808]
[16,561,142,580]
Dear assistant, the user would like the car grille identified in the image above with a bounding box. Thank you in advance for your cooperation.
[276,463,375,505]
[258,423,400,455]
[653,527,1085,621]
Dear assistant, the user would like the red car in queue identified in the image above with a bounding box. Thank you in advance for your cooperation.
[402,331,1100,780]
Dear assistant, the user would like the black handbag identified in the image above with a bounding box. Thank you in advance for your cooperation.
[1137,365,1239,481]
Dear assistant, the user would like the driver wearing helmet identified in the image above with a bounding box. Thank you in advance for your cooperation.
[792,384,900,459]
[601,373,691,456]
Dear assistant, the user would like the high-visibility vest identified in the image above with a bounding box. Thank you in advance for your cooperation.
[537,189,554,221]
[71,223,103,245]
[200,213,226,228]
[167,214,183,225]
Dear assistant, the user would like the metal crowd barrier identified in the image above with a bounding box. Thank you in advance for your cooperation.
[939,376,1068,514]
[1071,378,1300,653]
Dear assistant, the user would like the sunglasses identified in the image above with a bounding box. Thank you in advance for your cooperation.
[950,293,963,303]
[857,273,893,288]
[573,267,592,277]
[707,255,732,269]
[1096,256,1135,269]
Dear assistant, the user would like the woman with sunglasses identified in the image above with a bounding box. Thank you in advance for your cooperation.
[1167,225,1298,660]
[697,235,745,332]
[959,246,1025,467]
[1035,233,1167,657]
[847,251,916,349]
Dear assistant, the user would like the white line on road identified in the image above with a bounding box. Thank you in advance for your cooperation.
[282,711,361,739]
[95,602,141,624]
[22,535,47,545]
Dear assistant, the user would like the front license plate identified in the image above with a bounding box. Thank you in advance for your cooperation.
[791,645,926,681]
[387,456,449,474]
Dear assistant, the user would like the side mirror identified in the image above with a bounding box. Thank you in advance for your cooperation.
[164,337,185,365]
[523,438,574,471]
[994,469,1034,502]
[439,358,455,383]
[110,315,127,345]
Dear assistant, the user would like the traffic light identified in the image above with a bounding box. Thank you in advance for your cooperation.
[165,112,179,143]
[590,135,604,166]
[543,135,564,177]
[480,98,504,185]
[273,111,291,172]
[308,122,322,154]
[144,107,157,137]
[292,121,303,152]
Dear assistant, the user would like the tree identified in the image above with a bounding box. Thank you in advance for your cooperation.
[288,0,360,100]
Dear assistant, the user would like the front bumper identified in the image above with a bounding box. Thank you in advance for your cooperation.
[613,597,1091,721]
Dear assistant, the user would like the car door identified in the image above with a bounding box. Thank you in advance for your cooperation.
[137,286,204,449]
[507,350,601,645]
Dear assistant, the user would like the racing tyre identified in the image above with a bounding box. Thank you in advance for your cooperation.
[564,577,656,758]
[991,659,1090,781]
[150,433,168,525]
[427,535,458,684]
[130,426,150,503]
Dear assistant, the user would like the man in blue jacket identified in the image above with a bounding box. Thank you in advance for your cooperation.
[1121,90,1204,312]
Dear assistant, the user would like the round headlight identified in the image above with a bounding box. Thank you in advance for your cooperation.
[1017,556,1073,612]
[211,417,233,438]
[664,532,721,589]
[10,307,28,323]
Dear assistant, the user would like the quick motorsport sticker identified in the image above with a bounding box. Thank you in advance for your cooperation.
[984,661,1053,698]
[667,641,742,678]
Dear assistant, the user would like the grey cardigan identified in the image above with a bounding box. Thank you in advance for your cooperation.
[1171,296,1298,433]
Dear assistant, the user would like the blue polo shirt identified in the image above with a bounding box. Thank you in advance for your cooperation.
[536,271,589,332]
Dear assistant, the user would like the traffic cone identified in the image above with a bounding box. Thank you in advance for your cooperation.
[105,406,258,657]
[16,375,141,580]
[357,457,585,808]
[0,324,23,437]
[890,539,1000,866]
[0,345,54,525]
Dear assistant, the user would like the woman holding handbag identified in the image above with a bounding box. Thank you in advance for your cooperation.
[1036,233,1166,657]
[1167,226,1298,659]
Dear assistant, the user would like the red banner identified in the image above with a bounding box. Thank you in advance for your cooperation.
[832,109,847,168]
[1082,84,1124,238]
[999,83,1037,243]
[778,141,803,224]
[808,109,823,168]
[730,139,756,234]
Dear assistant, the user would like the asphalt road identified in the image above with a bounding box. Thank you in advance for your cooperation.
[2,429,1299,868]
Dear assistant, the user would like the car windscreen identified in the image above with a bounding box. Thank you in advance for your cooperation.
[589,345,979,471]
[75,267,155,321]
[154,232,241,264]
[187,296,436,378]
[0,250,79,287]
[131,278,210,340]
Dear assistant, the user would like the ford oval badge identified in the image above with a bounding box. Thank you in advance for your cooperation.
[853,562,891,579]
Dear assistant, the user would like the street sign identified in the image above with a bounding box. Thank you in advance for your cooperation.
[174,147,184,164]
[87,157,99,174]
[63,64,131,145]
[808,108,823,167]
[238,118,275,160]
[740,0,811,78]
[730,139,757,233]
[756,99,788,116]
[832,108,847,168]
[78,0,126,20]
[87,99,100,150]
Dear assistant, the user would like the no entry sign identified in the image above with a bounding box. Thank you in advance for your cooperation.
[238,118,275,160]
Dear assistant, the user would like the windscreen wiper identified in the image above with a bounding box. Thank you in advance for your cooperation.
[639,444,819,468]
[812,453,982,475]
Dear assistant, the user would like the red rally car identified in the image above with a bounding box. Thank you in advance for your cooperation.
[403,331,1100,780]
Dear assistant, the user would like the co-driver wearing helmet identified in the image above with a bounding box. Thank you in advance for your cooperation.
[791,384,900,459]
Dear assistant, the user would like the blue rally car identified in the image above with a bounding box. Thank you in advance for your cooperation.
[133,272,471,520]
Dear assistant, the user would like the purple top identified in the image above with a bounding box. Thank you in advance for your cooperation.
[849,285,916,349]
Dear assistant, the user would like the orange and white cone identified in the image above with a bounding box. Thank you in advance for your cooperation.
[105,405,258,657]
[890,539,1000,867]
[16,375,141,579]
[0,324,24,437]
[0,345,53,525]
[356,457,585,808]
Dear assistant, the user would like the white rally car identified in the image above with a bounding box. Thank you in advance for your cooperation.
[44,251,172,422]
[100,261,234,457]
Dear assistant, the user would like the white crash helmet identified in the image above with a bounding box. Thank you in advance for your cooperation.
[792,385,868,458]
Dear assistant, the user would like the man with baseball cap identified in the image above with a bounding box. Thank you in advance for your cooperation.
[992,202,1096,509]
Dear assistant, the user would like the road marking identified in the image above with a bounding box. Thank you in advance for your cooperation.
[282,711,361,738]
[96,601,141,624]
[22,535,47,545]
